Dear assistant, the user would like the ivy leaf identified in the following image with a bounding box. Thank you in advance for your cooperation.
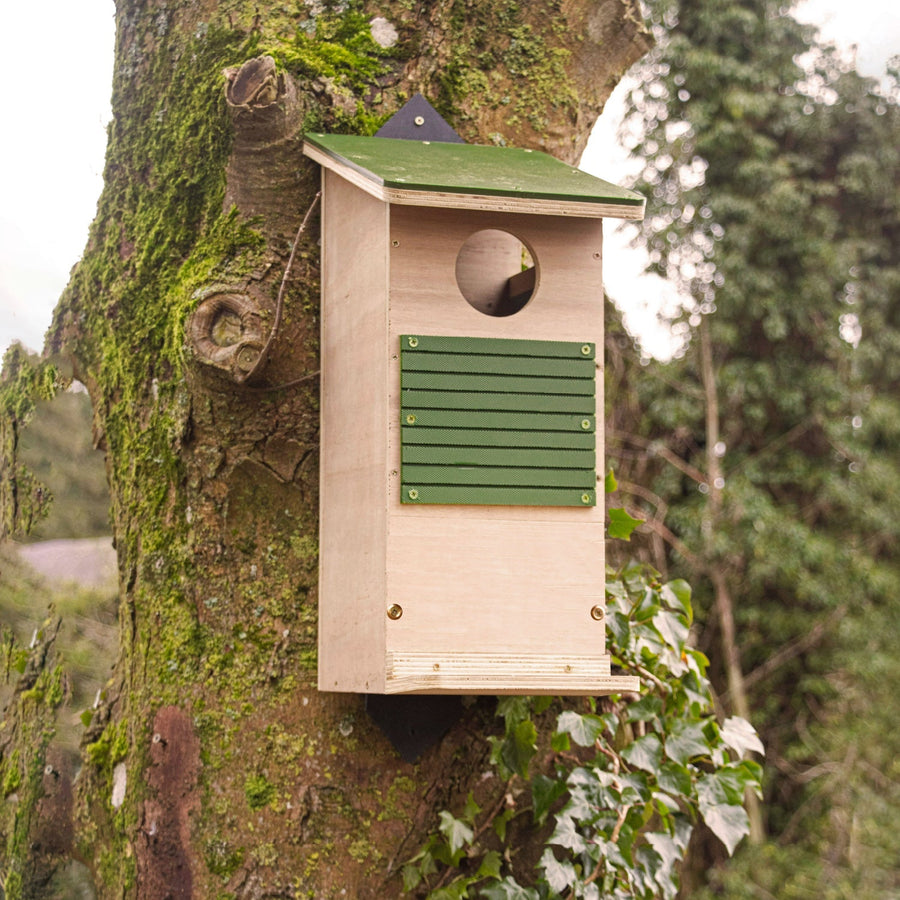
[608,507,644,541]
[556,710,605,747]
[625,694,663,724]
[699,767,750,806]
[698,800,750,856]
[720,716,764,759]
[480,877,540,900]
[401,864,422,891]
[463,791,481,822]
[660,579,692,622]
[605,468,619,492]
[493,807,515,842]
[652,608,690,655]
[664,720,709,766]
[656,761,693,797]
[539,848,577,893]
[430,884,471,900]
[501,719,538,777]
[549,813,588,853]
[605,610,631,647]
[438,811,474,856]
[477,850,503,879]
[497,696,532,727]
[620,733,663,773]
[532,774,568,825]
[646,832,683,872]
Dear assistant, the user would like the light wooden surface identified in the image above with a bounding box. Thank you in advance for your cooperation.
[316,174,635,694]
[383,205,611,692]
[317,170,391,692]
[386,653,640,695]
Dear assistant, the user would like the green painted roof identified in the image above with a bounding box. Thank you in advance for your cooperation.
[303,133,644,214]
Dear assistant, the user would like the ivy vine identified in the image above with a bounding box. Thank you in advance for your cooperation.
[402,501,763,898]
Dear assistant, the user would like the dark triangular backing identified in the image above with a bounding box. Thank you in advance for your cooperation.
[365,694,463,762]
[375,93,465,143]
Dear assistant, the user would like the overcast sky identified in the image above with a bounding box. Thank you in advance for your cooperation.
[0,0,897,357]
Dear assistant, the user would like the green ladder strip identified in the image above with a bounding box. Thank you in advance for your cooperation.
[400,335,597,507]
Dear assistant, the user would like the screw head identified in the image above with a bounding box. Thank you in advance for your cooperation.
[581,493,592,505]
[414,115,425,125]
[581,419,592,430]
[407,489,419,500]
[581,344,592,356]
[407,336,419,347]
[406,414,417,425]
[590,605,605,621]
[387,604,403,620]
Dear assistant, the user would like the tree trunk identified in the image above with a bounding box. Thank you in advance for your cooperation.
[34,1,651,895]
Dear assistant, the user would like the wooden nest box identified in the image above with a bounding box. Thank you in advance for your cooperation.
[303,129,645,695]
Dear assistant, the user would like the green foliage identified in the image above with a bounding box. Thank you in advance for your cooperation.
[244,773,277,810]
[268,11,391,89]
[606,0,900,894]
[404,564,762,897]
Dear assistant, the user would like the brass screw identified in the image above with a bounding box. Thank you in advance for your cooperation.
[406,414,417,425]
[407,489,419,500]
[590,605,605,621]
[387,604,403,620]
[581,344,592,356]
[581,419,592,430]
[407,336,419,347]
[582,493,592,505]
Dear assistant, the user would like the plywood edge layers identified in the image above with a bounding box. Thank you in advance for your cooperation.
[385,652,640,695]
[303,143,645,220]
[317,169,391,693]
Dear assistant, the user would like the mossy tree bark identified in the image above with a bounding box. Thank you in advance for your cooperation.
[36,1,650,895]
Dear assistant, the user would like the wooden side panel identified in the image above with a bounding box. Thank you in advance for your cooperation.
[317,171,390,692]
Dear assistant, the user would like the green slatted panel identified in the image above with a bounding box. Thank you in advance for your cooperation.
[400,335,597,506]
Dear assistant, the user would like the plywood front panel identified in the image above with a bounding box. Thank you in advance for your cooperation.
[379,204,611,692]
[384,515,606,655]
[317,171,390,692]
[388,205,604,343]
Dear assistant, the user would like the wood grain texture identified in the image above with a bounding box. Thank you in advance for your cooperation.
[318,179,628,693]
[385,653,640,695]
[317,170,390,692]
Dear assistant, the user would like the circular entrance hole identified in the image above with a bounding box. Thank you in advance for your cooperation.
[454,229,537,317]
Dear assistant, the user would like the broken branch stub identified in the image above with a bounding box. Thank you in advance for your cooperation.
[222,56,308,235]
[188,290,267,384]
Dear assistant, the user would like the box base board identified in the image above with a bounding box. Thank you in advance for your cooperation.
[384,652,640,695]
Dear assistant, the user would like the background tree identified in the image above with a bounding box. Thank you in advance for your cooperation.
[0,0,656,896]
[605,0,900,894]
